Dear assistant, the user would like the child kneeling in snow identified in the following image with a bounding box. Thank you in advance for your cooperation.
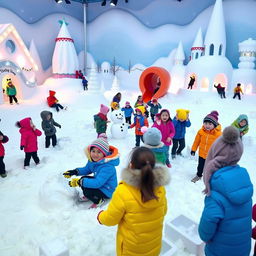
[63,138,119,209]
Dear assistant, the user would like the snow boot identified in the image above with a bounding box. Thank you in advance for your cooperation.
[191,175,201,183]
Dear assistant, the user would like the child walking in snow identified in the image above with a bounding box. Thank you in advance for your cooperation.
[40,111,61,148]
[233,83,243,100]
[121,101,133,124]
[190,111,222,183]
[147,98,162,122]
[94,104,110,137]
[63,138,119,209]
[97,147,170,256]
[6,79,19,105]
[152,109,175,168]
[143,127,167,165]
[129,106,149,147]
[16,117,42,169]
[231,114,249,138]
[47,90,66,112]
[171,109,191,159]
[199,126,253,256]
[0,130,9,178]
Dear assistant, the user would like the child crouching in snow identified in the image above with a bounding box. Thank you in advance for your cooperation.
[97,147,170,256]
[63,138,119,209]
[16,117,42,169]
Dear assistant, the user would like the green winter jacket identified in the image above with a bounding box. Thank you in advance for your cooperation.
[6,86,17,96]
[94,114,107,134]
[231,114,249,136]
[143,142,167,164]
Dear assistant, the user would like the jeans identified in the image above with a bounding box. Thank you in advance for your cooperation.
[233,93,241,100]
[9,95,18,104]
[164,145,170,165]
[125,117,131,124]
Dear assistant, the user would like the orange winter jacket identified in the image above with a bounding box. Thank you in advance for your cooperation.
[191,125,222,159]
[130,116,149,135]
[234,86,243,94]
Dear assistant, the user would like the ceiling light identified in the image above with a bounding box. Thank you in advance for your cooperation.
[110,0,118,6]
[55,0,63,3]
[101,0,106,6]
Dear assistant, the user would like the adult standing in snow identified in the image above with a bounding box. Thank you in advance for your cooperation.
[199,126,253,256]
[97,147,170,256]
[6,79,19,105]
[187,75,196,89]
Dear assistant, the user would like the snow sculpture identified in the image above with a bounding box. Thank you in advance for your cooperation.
[111,76,120,92]
[110,110,128,139]
[52,20,79,78]
[88,63,101,93]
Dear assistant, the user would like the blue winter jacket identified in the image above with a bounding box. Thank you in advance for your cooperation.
[199,165,253,256]
[121,106,133,118]
[77,146,119,198]
[172,117,191,139]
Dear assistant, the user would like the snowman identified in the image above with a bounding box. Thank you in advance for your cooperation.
[110,110,128,139]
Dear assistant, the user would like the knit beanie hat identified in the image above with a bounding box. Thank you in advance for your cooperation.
[100,104,109,115]
[125,101,130,106]
[203,111,219,127]
[143,127,162,146]
[176,109,190,121]
[203,126,243,196]
[89,138,109,156]
[135,106,145,115]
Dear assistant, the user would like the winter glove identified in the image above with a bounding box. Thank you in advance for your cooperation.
[20,145,24,150]
[190,151,195,156]
[58,125,61,128]
[63,169,78,178]
[69,178,81,187]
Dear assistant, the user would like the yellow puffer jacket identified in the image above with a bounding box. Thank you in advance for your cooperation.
[98,165,170,256]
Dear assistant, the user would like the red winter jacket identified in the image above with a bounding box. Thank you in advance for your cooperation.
[19,118,42,153]
[0,132,9,157]
[47,90,58,107]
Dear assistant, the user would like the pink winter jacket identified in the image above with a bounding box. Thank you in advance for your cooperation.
[19,118,42,153]
[152,120,175,146]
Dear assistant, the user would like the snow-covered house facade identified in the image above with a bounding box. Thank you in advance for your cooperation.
[52,20,79,78]
[0,24,38,104]
[185,0,233,92]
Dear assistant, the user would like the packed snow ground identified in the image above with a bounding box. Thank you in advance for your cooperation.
[0,78,256,256]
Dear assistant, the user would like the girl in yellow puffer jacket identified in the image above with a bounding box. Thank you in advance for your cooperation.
[97,147,170,256]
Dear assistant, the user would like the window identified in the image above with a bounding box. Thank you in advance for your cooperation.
[209,44,214,56]
[218,45,222,55]
[5,39,16,54]
[195,52,199,59]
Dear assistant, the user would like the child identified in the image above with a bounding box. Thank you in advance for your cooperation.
[16,117,42,169]
[214,83,226,98]
[147,98,162,122]
[190,111,222,183]
[94,104,110,137]
[231,114,249,138]
[40,111,61,148]
[143,127,167,164]
[121,101,133,124]
[134,95,149,118]
[82,77,88,91]
[110,101,119,111]
[111,92,122,111]
[252,204,256,256]
[171,109,191,159]
[152,109,175,168]
[129,106,149,147]
[233,83,243,100]
[97,147,170,256]
[6,79,18,105]
[199,126,253,256]
[0,130,9,178]
[63,138,119,209]
[47,90,66,112]
[187,75,195,89]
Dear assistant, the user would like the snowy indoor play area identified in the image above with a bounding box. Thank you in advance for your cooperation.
[1,0,256,255]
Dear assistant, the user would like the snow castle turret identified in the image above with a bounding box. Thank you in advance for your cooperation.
[52,20,79,78]
[204,0,226,57]
[190,28,204,61]
[238,38,256,69]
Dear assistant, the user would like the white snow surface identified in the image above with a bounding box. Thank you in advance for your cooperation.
[0,79,256,256]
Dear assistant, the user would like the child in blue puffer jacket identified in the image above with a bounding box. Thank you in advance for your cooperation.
[199,126,253,256]
[63,138,119,209]
[121,101,133,124]
[171,109,191,159]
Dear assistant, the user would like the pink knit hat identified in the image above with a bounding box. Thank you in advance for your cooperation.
[100,104,109,115]
[125,101,130,105]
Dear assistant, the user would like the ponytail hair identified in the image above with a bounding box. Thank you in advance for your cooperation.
[130,147,158,202]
